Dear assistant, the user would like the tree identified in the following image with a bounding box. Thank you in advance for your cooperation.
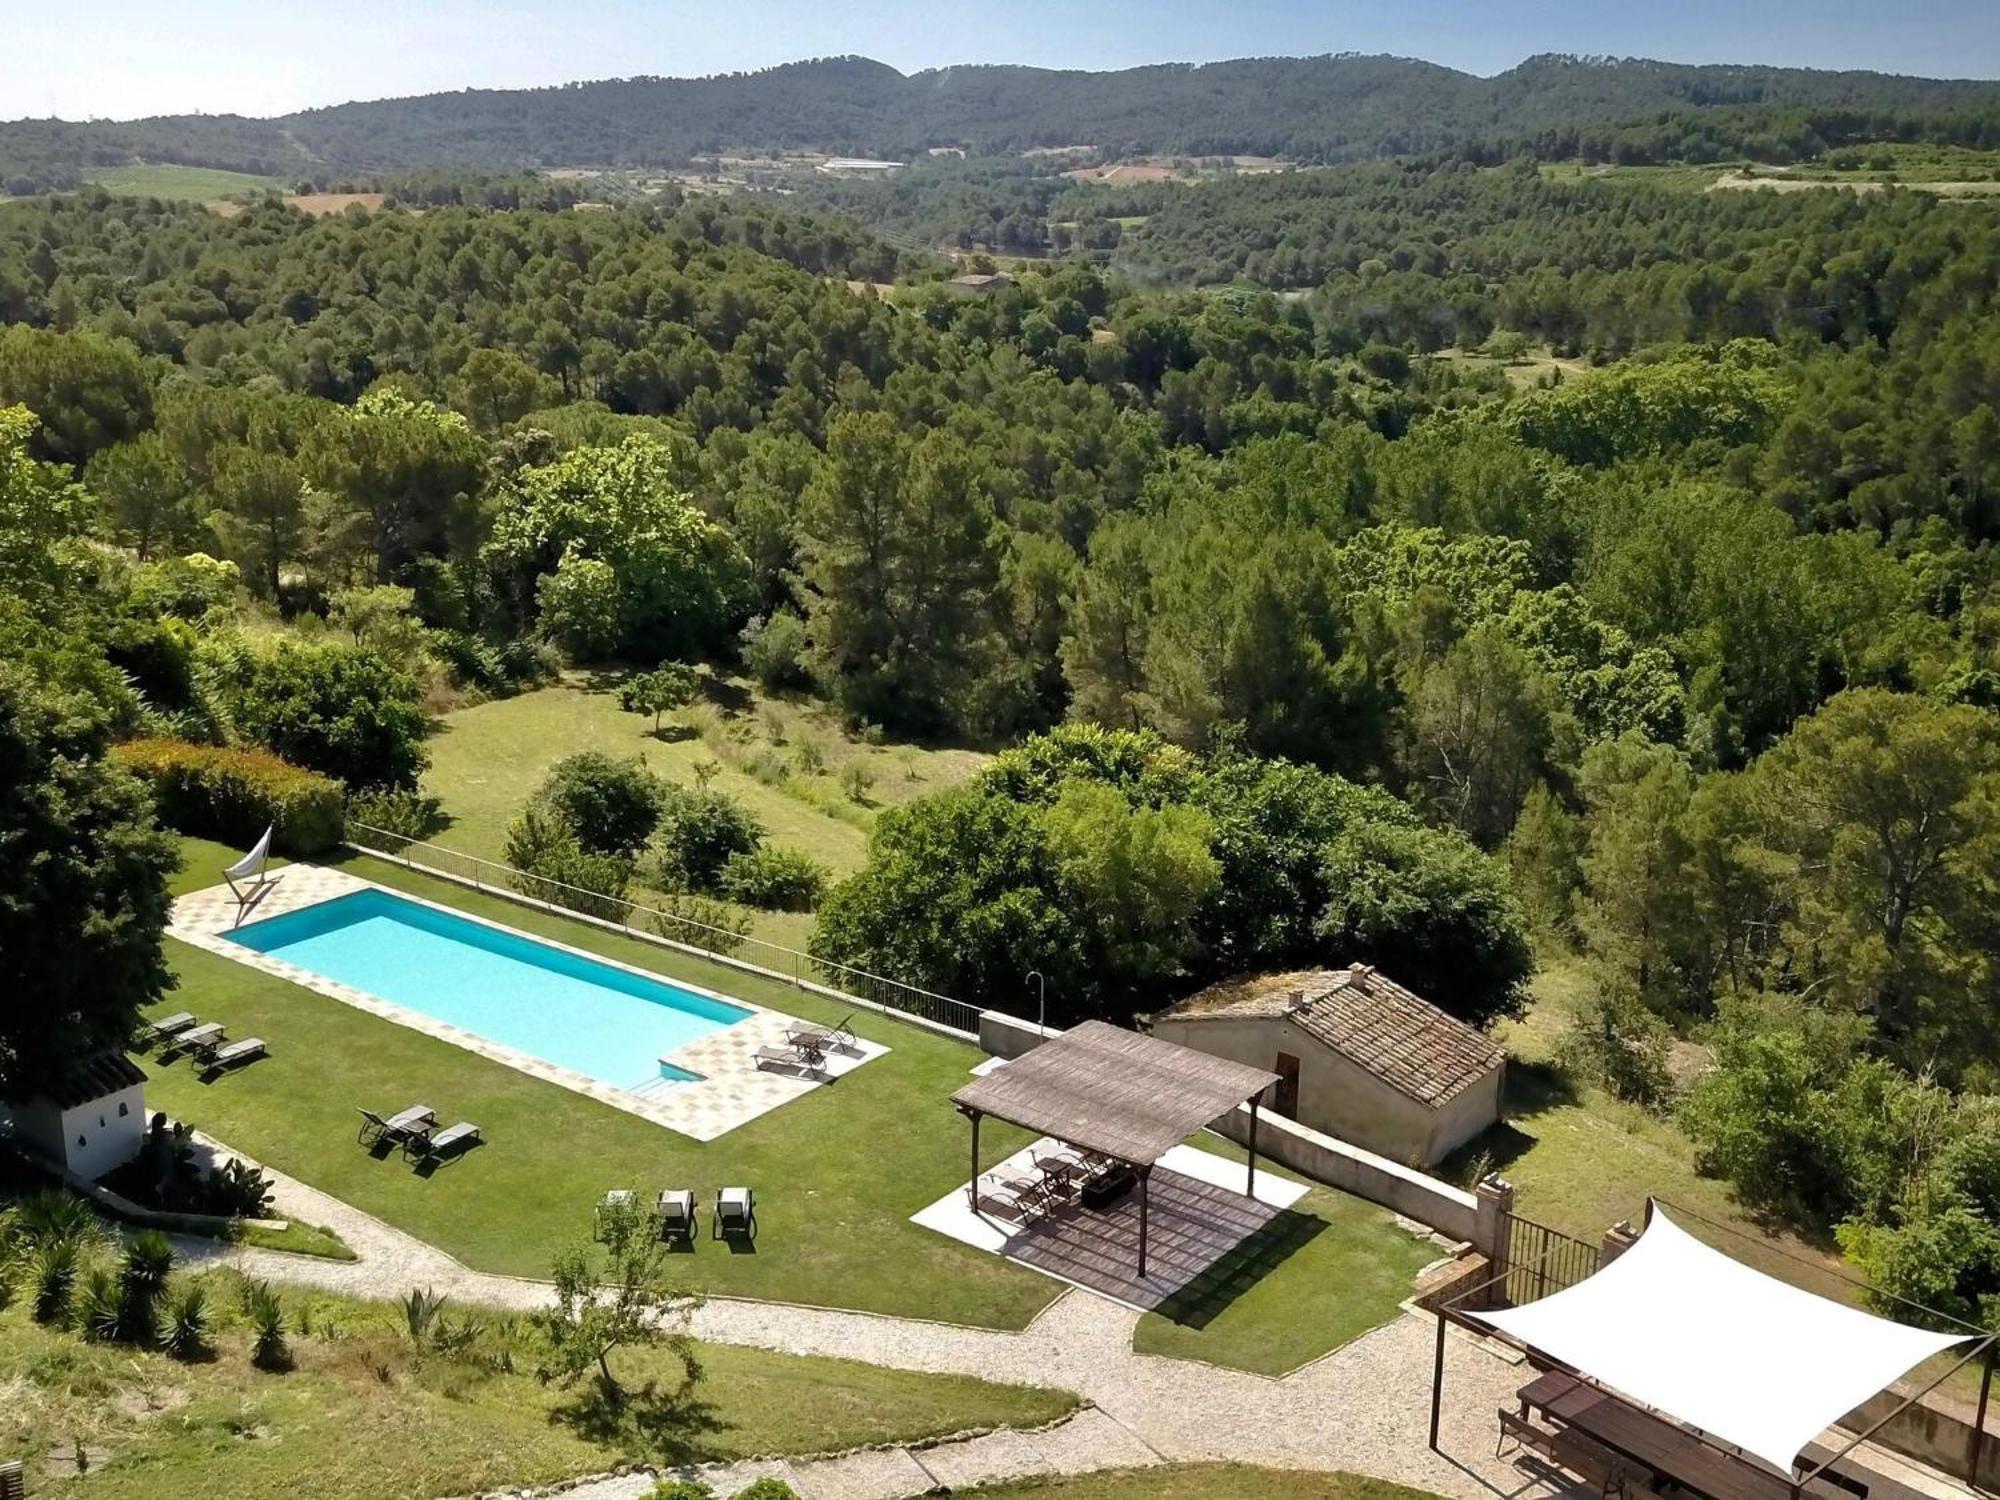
[0,325,152,464]
[1572,735,1700,1013]
[447,348,560,431]
[619,664,700,734]
[0,404,91,612]
[207,446,305,598]
[536,1195,702,1408]
[1043,779,1219,983]
[534,752,668,857]
[654,787,764,890]
[85,433,197,560]
[0,663,178,1094]
[223,642,431,791]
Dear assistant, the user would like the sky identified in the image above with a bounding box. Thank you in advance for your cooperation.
[7,0,1999,122]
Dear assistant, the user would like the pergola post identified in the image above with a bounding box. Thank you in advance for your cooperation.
[1971,1339,1995,1486]
[963,1106,983,1213]
[1428,1310,1446,1451]
[1137,1163,1153,1279]
[1247,1094,1260,1198]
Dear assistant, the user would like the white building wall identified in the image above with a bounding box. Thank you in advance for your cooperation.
[58,1083,147,1180]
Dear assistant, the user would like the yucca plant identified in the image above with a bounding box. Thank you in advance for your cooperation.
[30,1237,80,1324]
[161,1282,210,1361]
[15,1188,100,1248]
[115,1230,175,1344]
[401,1286,448,1347]
[245,1280,290,1371]
[77,1266,123,1343]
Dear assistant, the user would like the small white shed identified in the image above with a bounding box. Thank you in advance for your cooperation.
[7,1052,148,1181]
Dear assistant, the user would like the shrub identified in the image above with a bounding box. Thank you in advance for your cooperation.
[720,847,830,911]
[733,1481,799,1500]
[646,892,752,957]
[504,802,634,922]
[791,734,828,777]
[347,788,446,843]
[535,752,667,856]
[30,1238,79,1324]
[117,1230,174,1344]
[220,641,431,791]
[161,1281,210,1360]
[741,610,811,692]
[838,762,875,803]
[245,1280,290,1370]
[654,787,764,890]
[13,1188,101,1248]
[77,1266,122,1342]
[652,1482,715,1500]
[115,737,344,854]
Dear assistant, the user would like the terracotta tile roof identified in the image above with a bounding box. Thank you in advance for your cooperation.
[27,1051,147,1110]
[1162,966,1504,1109]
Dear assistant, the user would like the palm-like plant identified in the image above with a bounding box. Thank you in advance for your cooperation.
[30,1238,80,1324]
[401,1286,448,1346]
[245,1280,289,1371]
[76,1266,122,1343]
[15,1189,101,1248]
[116,1229,176,1344]
[161,1281,210,1360]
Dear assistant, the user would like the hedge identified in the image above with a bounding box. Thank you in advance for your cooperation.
[115,738,346,856]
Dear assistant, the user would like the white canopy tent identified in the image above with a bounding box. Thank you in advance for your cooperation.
[1466,1207,1975,1477]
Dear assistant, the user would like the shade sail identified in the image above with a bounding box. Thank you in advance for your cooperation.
[951,1021,1278,1165]
[1473,1208,1972,1475]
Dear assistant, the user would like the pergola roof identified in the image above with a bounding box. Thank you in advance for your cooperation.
[1473,1207,1974,1474]
[951,1020,1279,1165]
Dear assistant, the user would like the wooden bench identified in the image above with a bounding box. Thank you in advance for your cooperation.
[1498,1408,1651,1498]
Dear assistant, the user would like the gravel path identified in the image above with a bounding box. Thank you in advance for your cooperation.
[172,1144,1584,1500]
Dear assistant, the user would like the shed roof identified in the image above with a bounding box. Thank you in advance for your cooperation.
[28,1051,147,1110]
[951,1020,1278,1165]
[1163,966,1503,1109]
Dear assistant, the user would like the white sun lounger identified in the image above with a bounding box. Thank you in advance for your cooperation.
[223,825,282,907]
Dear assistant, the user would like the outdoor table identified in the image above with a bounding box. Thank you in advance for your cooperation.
[1518,1372,1869,1500]
[178,1023,225,1050]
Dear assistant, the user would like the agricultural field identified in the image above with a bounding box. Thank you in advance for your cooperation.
[75,163,280,198]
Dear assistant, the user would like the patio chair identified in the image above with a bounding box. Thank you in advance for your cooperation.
[596,1189,638,1240]
[357,1104,434,1147]
[174,1022,225,1056]
[754,1042,824,1076]
[404,1120,481,1165]
[139,1012,197,1047]
[657,1188,696,1240]
[223,824,282,908]
[785,1013,857,1056]
[203,1037,267,1072]
[713,1185,755,1240]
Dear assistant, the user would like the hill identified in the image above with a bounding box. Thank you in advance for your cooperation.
[5,51,2000,191]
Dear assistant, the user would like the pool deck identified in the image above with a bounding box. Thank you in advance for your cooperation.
[169,865,888,1140]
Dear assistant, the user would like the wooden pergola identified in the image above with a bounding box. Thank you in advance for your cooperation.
[951,1021,1279,1280]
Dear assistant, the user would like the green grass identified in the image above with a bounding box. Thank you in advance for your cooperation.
[152,840,1056,1329]
[77,163,281,199]
[419,678,987,947]
[970,1466,1444,1499]
[234,1219,356,1260]
[1,1280,1075,1500]
[1131,1179,1436,1375]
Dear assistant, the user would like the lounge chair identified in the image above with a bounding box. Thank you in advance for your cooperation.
[784,1013,857,1055]
[139,1012,197,1046]
[754,1042,824,1076]
[657,1188,695,1240]
[223,825,282,908]
[713,1185,755,1240]
[357,1104,434,1147]
[203,1037,267,1072]
[404,1120,481,1164]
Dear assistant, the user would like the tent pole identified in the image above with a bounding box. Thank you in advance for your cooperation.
[1138,1164,1152,1279]
[1971,1340,1995,1487]
[1428,1311,1446,1452]
[1247,1096,1259,1198]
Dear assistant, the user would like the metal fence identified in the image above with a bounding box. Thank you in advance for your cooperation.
[1502,1212,1599,1307]
[344,822,987,1038]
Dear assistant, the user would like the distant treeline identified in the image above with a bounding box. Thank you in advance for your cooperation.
[6,51,2000,190]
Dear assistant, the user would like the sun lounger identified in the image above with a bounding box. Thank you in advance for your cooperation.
[204,1037,267,1071]
[223,824,282,907]
[357,1104,434,1147]
[784,1013,856,1055]
[404,1120,481,1164]
[657,1188,695,1239]
[754,1042,824,1075]
[140,1012,197,1046]
[714,1185,755,1240]
[175,1022,225,1054]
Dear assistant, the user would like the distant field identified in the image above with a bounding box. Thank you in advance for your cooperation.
[77,162,279,198]
[1535,146,2000,199]
[1436,343,1592,390]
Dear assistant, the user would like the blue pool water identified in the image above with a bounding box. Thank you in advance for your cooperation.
[226,889,749,1089]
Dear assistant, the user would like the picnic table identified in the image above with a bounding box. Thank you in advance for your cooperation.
[1517,1371,1869,1500]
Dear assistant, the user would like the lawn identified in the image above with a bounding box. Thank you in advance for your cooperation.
[1,1278,1074,1500]
[153,839,1056,1328]
[970,1466,1444,1499]
[418,677,987,947]
[78,163,281,199]
[1131,1181,1436,1375]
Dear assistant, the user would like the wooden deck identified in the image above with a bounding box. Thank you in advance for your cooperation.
[997,1163,1313,1315]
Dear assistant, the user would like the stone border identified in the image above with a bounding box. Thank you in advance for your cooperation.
[169,868,886,1141]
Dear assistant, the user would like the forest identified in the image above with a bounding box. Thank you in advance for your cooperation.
[4,147,2000,1325]
[8,50,2000,193]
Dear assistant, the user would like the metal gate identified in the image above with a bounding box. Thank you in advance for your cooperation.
[1502,1213,1598,1306]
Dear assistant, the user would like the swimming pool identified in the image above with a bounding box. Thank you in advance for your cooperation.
[225,888,750,1090]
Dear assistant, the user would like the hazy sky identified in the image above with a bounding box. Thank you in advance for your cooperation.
[9,0,1999,122]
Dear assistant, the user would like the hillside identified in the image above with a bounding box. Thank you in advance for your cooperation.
[6,51,2000,191]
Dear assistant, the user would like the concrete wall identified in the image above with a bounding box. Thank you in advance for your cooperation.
[1152,1012,1501,1168]
[978,1010,1053,1061]
[10,1084,147,1184]
[1838,1379,2000,1491]
[1211,1102,1483,1247]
